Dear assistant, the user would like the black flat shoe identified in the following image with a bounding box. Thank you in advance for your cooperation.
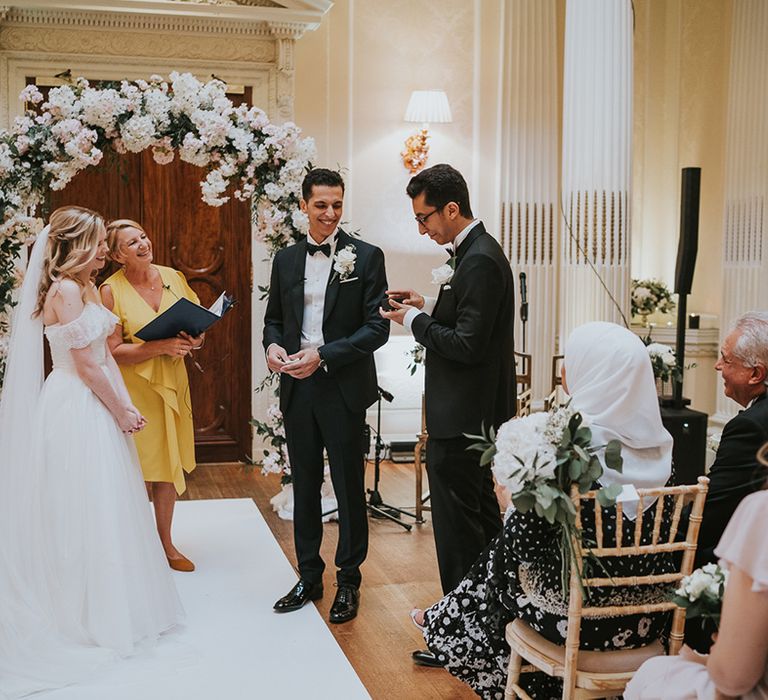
[329,584,360,624]
[273,579,323,613]
[411,649,444,668]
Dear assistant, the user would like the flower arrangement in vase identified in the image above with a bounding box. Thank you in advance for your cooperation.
[631,278,676,326]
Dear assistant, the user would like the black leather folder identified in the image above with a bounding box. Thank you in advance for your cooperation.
[135,294,235,342]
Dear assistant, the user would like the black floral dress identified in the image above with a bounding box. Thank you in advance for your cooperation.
[423,497,676,699]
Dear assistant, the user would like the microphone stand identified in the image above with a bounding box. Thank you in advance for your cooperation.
[366,386,415,531]
[519,272,529,352]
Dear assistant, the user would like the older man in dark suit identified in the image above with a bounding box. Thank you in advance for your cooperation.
[381,164,516,666]
[264,168,389,624]
[696,311,768,567]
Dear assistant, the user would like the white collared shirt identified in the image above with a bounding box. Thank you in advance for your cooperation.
[403,219,480,331]
[300,230,338,350]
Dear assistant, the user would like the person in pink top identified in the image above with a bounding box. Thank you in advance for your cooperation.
[626,443,768,700]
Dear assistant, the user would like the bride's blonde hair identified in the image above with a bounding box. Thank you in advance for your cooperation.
[34,206,106,317]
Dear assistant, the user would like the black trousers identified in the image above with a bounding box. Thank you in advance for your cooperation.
[283,370,368,587]
[426,435,502,594]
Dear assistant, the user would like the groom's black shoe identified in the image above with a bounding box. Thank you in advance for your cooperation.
[273,579,323,613]
[411,649,444,668]
[329,584,360,624]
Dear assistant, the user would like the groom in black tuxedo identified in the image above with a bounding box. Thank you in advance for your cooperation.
[381,164,516,664]
[263,168,389,623]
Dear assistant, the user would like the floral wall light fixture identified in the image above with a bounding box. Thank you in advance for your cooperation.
[401,90,452,174]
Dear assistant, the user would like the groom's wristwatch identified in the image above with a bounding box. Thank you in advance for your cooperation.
[318,351,327,372]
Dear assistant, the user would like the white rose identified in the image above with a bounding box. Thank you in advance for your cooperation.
[335,248,356,265]
[431,264,453,286]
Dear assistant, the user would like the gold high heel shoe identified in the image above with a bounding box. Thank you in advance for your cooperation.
[167,553,195,572]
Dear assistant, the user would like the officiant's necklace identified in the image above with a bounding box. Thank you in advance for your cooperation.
[125,265,161,291]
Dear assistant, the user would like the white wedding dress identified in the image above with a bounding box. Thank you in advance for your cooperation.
[0,301,182,698]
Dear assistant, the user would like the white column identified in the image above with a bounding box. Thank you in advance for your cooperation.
[499,0,559,401]
[560,0,633,342]
[715,0,768,424]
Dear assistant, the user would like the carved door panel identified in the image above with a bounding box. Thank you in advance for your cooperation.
[45,84,253,463]
[140,150,252,463]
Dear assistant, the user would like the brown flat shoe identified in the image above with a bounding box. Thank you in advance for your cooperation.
[167,554,195,572]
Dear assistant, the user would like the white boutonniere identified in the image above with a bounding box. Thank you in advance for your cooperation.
[332,244,357,283]
[431,255,456,287]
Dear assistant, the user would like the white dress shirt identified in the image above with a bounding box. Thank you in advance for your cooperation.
[403,219,479,332]
[300,230,338,350]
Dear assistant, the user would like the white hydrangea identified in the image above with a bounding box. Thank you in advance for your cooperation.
[44,85,79,118]
[492,412,558,495]
[50,118,84,144]
[19,84,43,105]
[142,88,171,130]
[632,286,652,302]
[169,71,203,116]
[201,170,229,206]
[0,144,14,177]
[646,342,677,368]
[178,132,210,167]
[120,114,156,153]
[190,108,230,148]
[80,88,126,132]
[291,209,309,235]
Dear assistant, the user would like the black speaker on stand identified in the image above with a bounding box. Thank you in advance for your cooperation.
[660,167,708,485]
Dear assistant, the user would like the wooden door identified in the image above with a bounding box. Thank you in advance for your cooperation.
[45,84,253,462]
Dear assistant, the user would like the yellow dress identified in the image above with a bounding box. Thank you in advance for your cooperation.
[101,265,198,494]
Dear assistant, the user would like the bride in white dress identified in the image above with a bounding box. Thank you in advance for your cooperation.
[0,206,182,698]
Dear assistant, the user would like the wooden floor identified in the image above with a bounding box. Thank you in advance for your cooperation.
[181,461,477,700]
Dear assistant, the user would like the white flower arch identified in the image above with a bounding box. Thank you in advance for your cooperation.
[0,72,314,384]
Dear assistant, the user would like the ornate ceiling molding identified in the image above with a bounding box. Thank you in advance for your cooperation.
[2,0,331,34]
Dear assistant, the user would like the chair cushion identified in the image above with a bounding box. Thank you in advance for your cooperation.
[507,619,665,674]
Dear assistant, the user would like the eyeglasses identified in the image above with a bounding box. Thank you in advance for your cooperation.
[414,205,444,226]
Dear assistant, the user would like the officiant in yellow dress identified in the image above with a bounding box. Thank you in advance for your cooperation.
[100,219,203,573]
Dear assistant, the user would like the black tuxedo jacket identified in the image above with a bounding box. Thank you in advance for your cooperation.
[696,391,768,565]
[411,222,516,439]
[262,229,389,414]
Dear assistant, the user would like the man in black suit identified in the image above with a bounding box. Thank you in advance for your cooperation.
[696,311,768,567]
[381,164,516,665]
[263,169,389,623]
[683,312,768,653]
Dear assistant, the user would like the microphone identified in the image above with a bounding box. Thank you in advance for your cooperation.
[377,386,394,403]
[519,272,528,323]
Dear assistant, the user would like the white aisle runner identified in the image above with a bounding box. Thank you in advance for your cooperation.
[43,499,370,700]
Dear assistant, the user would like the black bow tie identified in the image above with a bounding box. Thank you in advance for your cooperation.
[307,242,331,257]
[446,246,455,259]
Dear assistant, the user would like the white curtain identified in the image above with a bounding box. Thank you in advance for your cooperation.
[716,0,768,423]
[499,0,559,400]
[560,0,633,341]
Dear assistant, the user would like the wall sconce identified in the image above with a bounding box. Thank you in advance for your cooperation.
[401,90,452,174]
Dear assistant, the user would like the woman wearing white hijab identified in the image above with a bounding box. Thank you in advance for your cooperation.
[409,322,675,699]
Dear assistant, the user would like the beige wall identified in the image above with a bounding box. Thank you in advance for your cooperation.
[633,0,733,321]
[298,0,734,333]
[294,0,504,336]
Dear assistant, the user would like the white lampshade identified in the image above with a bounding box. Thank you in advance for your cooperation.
[403,90,452,124]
